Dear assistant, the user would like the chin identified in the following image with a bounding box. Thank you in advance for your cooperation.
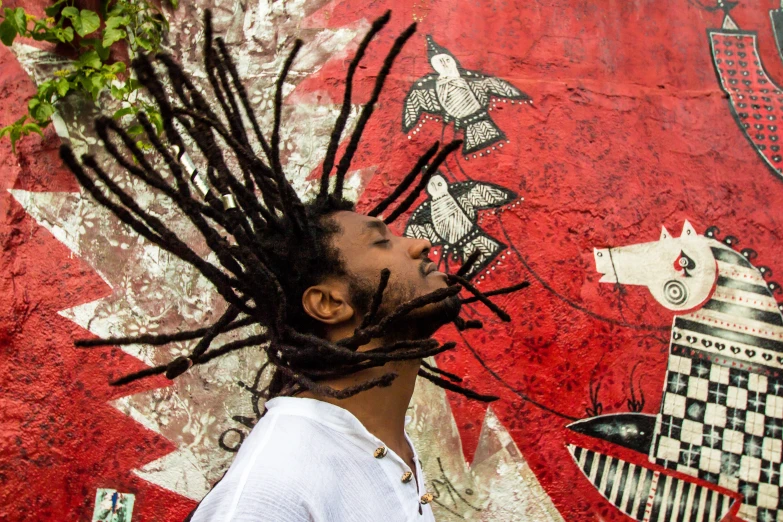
[408,294,462,338]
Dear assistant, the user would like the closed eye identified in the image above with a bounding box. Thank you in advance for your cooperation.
[374,239,390,246]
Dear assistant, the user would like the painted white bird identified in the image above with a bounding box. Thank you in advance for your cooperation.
[402,35,530,155]
[405,173,517,277]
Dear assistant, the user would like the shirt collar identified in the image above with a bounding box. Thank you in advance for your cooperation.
[264,396,376,436]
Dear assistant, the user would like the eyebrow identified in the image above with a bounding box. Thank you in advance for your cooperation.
[363,219,388,236]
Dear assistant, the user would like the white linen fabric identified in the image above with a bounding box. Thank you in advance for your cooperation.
[191,396,437,522]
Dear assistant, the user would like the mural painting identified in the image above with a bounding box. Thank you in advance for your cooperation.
[3,1,783,521]
[402,36,531,157]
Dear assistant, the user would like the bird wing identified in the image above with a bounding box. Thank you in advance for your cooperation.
[452,180,517,219]
[466,72,529,106]
[404,201,441,244]
[402,76,443,131]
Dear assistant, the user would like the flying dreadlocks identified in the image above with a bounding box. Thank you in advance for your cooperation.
[63,11,528,406]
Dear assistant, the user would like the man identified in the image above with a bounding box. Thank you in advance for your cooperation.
[62,10,522,522]
[190,210,461,521]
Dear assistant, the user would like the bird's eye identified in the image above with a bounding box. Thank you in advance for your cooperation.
[438,182,443,187]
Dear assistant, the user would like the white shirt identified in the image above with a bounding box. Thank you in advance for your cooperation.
[191,397,436,522]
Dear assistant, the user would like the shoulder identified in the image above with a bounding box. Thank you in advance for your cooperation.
[190,413,351,522]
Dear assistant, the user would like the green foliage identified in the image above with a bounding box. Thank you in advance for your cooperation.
[0,0,176,152]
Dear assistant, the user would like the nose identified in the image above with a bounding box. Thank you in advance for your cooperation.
[407,237,432,260]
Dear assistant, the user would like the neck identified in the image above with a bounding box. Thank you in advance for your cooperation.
[296,338,420,458]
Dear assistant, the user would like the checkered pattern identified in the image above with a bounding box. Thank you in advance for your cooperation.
[652,354,783,520]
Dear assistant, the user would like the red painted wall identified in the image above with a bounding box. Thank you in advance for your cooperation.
[3,0,783,520]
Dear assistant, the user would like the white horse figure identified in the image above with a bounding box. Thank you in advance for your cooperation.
[591,220,783,522]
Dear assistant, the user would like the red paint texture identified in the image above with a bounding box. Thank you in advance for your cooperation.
[0,44,195,520]
[3,0,783,520]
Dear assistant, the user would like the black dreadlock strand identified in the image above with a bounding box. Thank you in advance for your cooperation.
[366,141,439,218]
[448,274,512,322]
[456,250,481,278]
[453,317,483,331]
[320,11,392,203]
[332,22,418,200]
[417,369,498,402]
[420,360,463,383]
[75,316,255,347]
[63,11,527,408]
[382,139,463,224]
[359,269,391,330]
[461,281,531,304]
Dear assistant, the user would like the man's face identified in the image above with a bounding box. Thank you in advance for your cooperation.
[328,211,459,337]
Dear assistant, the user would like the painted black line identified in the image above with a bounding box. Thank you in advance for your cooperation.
[702,298,783,326]
[636,469,653,520]
[455,329,579,421]
[676,317,783,353]
[711,246,753,268]
[497,213,669,331]
[716,275,771,296]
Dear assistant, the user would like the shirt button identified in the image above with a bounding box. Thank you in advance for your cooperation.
[420,493,434,505]
[401,471,413,483]
[373,446,388,459]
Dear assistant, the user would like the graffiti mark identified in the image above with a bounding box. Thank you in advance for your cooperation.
[92,489,135,522]
[218,363,271,454]
[626,361,646,413]
[429,457,482,518]
[402,35,531,156]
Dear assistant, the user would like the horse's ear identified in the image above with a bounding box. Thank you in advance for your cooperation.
[681,220,697,238]
[660,226,672,240]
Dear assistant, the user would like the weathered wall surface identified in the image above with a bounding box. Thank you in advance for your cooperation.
[3,1,783,521]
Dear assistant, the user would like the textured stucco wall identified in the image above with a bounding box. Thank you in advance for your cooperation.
[3,1,783,521]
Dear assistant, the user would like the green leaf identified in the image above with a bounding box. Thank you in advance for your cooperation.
[107,61,126,74]
[135,36,152,51]
[52,25,74,43]
[21,122,43,137]
[9,125,21,153]
[127,124,144,137]
[105,15,129,30]
[126,78,140,91]
[76,9,100,37]
[169,0,179,8]
[77,50,102,69]
[11,7,26,33]
[28,98,55,122]
[61,6,78,20]
[113,106,135,119]
[102,27,126,47]
[107,4,125,17]
[55,78,70,97]
[45,0,68,18]
[0,19,16,46]
[87,74,105,98]
[147,110,163,134]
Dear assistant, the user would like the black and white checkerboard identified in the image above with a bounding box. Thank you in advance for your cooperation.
[651,352,783,521]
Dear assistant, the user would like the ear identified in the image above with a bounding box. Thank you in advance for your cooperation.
[681,220,697,238]
[301,282,356,326]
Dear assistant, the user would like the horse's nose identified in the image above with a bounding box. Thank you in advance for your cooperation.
[593,248,617,282]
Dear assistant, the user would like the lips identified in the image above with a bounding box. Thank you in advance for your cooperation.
[425,262,438,275]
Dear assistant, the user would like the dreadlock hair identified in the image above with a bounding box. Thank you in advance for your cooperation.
[67,10,529,407]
